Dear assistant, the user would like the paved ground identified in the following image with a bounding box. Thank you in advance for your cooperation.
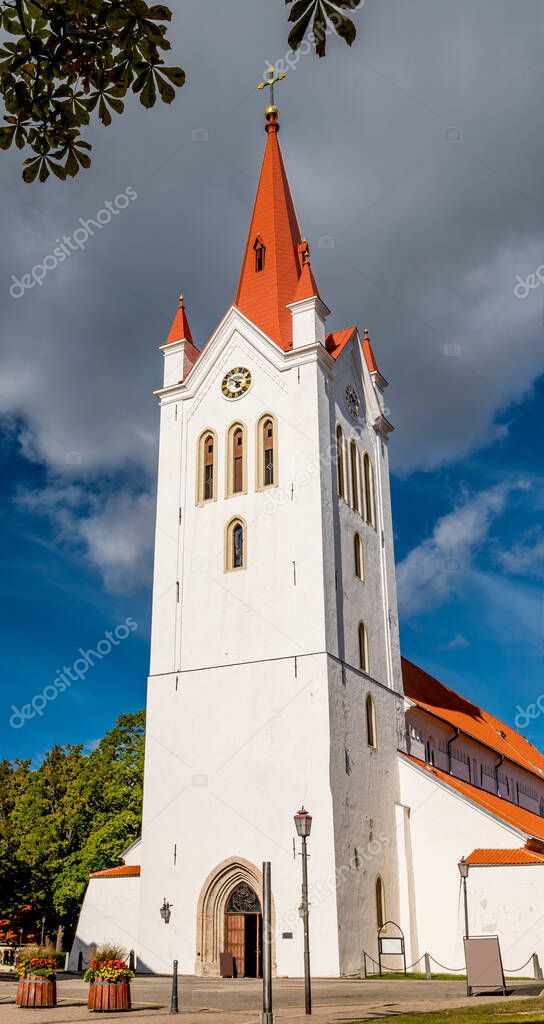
[1,974,542,1024]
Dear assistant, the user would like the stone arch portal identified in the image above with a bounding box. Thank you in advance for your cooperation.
[195,856,276,977]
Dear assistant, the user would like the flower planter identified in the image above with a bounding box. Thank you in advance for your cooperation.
[16,974,57,1008]
[88,979,131,1012]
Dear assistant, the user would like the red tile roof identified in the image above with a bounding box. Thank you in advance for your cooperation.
[402,658,544,785]
[90,865,141,878]
[325,327,357,360]
[402,753,544,842]
[466,848,544,866]
[235,111,305,351]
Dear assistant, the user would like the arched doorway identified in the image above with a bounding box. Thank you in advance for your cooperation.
[195,856,275,977]
[224,882,262,978]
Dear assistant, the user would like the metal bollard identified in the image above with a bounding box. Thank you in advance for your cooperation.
[170,959,179,1014]
[424,953,432,981]
[533,953,543,980]
[77,952,83,973]
[129,949,135,973]
[261,862,273,1024]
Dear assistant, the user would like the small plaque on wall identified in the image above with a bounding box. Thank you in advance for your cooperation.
[282,932,293,939]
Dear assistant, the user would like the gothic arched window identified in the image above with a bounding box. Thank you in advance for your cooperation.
[358,622,369,674]
[366,693,377,748]
[226,517,246,571]
[197,430,217,504]
[227,423,246,496]
[257,414,278,489]
[363,453,376,527]
[350,440,361,513]
[336,425,347,500]
[354,533,364,580]
[376,876,386,929]
[226,882,261,914]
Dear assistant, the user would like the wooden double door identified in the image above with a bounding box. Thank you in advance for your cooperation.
[223,881,263,978]
[224,911,262,978]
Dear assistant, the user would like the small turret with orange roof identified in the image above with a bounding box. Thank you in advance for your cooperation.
[165,294,195,347]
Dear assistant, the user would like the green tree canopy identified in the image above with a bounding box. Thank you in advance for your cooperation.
[0,0,361,182]
[0,710,145,945]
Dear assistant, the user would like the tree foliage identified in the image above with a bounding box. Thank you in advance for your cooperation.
[285,0,359,58]
[0,710,145,945]
[0,0,361,182]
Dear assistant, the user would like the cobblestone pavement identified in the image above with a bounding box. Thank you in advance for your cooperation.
[1,974,542,1024]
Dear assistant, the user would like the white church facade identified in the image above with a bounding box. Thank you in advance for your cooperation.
[70,103,544,979]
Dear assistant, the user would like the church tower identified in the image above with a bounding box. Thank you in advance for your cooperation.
[136,97,405,978]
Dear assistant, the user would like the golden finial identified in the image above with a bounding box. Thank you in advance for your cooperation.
[258,65,286,120]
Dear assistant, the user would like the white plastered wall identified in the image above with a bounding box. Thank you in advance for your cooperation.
[398,755,542,971]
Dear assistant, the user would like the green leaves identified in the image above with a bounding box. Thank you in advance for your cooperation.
[0,712,145,933]
[285,0,359,56]
[0,0,361,183]
[0,0,185,182]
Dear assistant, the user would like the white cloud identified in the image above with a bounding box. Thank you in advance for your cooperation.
[397,480,529,616]
[497,527,544,581]
[444,633,469,650]
[16,482,155,593]
[79,491,155,592]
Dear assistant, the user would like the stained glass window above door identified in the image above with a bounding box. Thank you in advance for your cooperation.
[226,882,261,914]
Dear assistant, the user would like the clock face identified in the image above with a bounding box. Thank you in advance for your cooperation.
[345,384,360,419]
[221,366,252,399]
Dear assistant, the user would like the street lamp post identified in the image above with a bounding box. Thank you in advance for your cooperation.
[458,858,470,938]
[294,807,312,1016]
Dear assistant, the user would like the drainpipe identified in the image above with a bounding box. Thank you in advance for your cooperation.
[447,728,461,774]
[494,754,505,797]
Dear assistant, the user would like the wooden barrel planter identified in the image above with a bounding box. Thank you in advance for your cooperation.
[88,979,131,1012]
[16,974,57,1008]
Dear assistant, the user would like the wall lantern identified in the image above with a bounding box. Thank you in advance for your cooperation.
[160,899,172,924]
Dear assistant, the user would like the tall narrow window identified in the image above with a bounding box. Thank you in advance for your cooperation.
[254,236,265,272]
[358,621,369,674]
[376,876,386,929]
[350,440,361,513]
[233,428,243,493]
[197,430,217,504]
[263,419,274,486]
[226,517,246,571]
[354,533,364,580]
[366,693,377,748]
[336,425,346,500]
[204,436,214,499]
[363,453,376,527]
[257,415,277,489]
[226,423,246,497]
[425,739,435,766]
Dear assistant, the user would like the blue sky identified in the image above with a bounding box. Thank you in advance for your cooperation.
[394,374,544,747]
[1,0,543,762]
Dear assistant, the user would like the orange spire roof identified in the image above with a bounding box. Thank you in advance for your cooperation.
[362,328,379,373]
[292,243,322,303]
[235,110,306,351]
[166,295,194,346]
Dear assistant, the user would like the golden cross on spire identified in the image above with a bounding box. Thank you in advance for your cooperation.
[258,66,286,112]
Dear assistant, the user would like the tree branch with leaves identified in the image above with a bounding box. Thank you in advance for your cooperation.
[0,0,361,183]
